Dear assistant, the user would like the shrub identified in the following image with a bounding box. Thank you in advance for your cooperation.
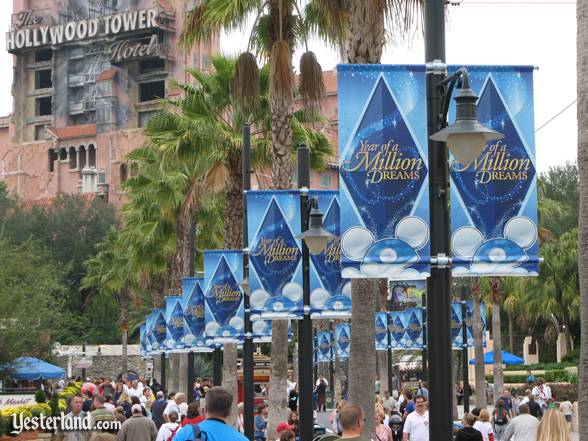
[34,389,47,404]
[49,393,60,417]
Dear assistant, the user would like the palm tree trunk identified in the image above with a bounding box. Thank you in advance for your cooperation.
[490,278,504,402]
[577,0,588,435]
[349,278,377,439]
[472,278,486,408]
[345,3,384,436]
[222,160,243,428]
[267,319,290,440]
[508,313,514,354]
[345,0,385,63]
[120,290,129,382]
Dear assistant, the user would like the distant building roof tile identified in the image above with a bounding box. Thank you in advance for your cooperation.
[48,124,97,140]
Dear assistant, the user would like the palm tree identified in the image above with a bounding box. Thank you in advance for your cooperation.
[344,2,422,436]
[471,277,486,408]
[501,278,525,354]
[578,0,588,435]
[81,228,135,380]
[488,278,504,402]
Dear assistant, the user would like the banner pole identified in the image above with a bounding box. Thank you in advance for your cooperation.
[461,286,470,413]
[425,0,454,439]
[242,125,255,440]
[297,144,314,441]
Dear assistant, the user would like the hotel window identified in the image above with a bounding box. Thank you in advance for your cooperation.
[139,110,157,128]
[34,125,47,141]
[35,69,52,89]
[201,53,209,69]
[139,81,165,102]
[320,172,333,188]
[140,58,165,74]
[35,49,52,63]
[98,170,107,185]
[36,96,52,116]
[193,51,200,68]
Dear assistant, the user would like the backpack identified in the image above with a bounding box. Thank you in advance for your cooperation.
[170,424,206,441]
[494,409,507,425]
[166,426,180,441]
[313,435,341,441]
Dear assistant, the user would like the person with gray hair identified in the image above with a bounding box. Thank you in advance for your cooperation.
[163,392,185,422]
[501,404,540,441]
[150,391,167,429]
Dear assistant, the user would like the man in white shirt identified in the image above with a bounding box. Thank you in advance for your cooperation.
[502,403,539,441]
[531,379,547,408]
[163,392,185,422]
[382,390,397,414]
[125,380,144,399]
[403,395,429,441]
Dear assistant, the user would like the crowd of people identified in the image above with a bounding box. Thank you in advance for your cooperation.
[30,372,577,441]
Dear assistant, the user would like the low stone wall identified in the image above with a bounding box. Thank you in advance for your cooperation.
[54,355,150,381]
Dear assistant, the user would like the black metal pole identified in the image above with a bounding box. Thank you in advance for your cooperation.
[421,292,428,382]
[297,144,314,441]
[313,328,318,385]
[81,340,86,380]
[329,321,334,400]
[160,353,166,394]
[242,125,255,440]
[213,348,222,386]
[425,0,453,439]
[386,314,393,393]
[461,286,470,413]
[187,351,195,402]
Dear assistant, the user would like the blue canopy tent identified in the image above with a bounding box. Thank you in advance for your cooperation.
[9,357,65,380]
[469,351,524,365]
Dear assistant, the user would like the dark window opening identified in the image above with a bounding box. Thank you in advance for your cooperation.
[88,145,96,167]
[120,163,128,183]
[69,147,77,169]
[35,49,52,62]
[48,149,58,172]
[139,81,165,102]
[140,58,165,74]
[79,146,87,169]
[35,69,52,89]
[36,96,52,116]
[59,147,67,161]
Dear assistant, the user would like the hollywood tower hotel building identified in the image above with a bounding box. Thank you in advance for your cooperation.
[0,0,219,205]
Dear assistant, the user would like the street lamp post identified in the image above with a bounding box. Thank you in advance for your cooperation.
[213,347,222,386]
[329,320,334,405]
[81,340,87,380]
[460,285,470,413]
[242,124,255,440]
[425,1,503,438]
[296,144,334,441]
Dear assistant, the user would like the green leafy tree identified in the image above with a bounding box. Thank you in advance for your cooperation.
[0,239,69,379]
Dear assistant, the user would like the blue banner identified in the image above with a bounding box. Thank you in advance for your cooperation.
[308,190,351,318]
[247,191,303,319]
[150,308,167,353]
[164,296,185,352]
[203,250,244,344]
[139,324,151,358]
[338,64,430,280]
[451,301,487,348]
[335,324,351,359]
[181,277,212,352]
[316,330,333,363]
[251,320,293,343]
[375,312,389,350]
[145,313,156,354]
[389,308,424,349]
[449,66,538,276]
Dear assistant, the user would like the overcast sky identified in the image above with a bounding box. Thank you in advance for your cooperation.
[0,1,577,173]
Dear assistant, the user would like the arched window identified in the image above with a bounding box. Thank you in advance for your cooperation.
[68,146,77,169]
[79,146,87,169]
[59,147,67,161]
[120,163,128,183]
[88,144,96,167]
[48,149,58,172]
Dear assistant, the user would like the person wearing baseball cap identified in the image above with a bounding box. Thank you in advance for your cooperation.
[117,404,158,441]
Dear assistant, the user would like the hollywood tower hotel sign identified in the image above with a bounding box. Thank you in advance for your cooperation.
[6,7,165,62]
